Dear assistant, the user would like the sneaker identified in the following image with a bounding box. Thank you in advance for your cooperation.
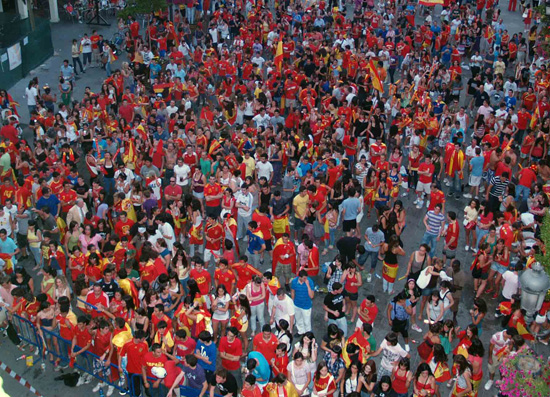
[84,374,93,384]
[413,198,419,205]
[411,324,422,332]
[484,380,493,390]
[107,386,115,397]
[76,376,85,387]
[471,248,478,254]
[465,245,469,251]
[93,383,105,392]
[425,200,430,208]
[375,273,382,279]
[474,195,479,200]
[367,273,372,283]
[405,344,410,352]
[416,200,424,209]
[463,193,472,198]
[402,192,408,197]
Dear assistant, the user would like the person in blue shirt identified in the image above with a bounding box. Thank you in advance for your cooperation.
[149,58,162,81]
[504,90,517,111]
[464,147,484,199]
[195,330,217,378]
[290,269,315,335]
[36,187,61,217]
[0,229,19,268]
[246,351,271,388]
[246,221,266,268]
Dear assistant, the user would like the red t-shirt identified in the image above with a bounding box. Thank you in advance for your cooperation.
[142,351,168,379]
[174,337,197,358]
[232,263,260,290]
[121,340,148,374]
[428,190,446,211]
[189,268,212,295]
[214,269,236,292]
[115,219,135,237]
[219,336,243,371]
[205,223,224,250]
[74,325,92,349]
[92,330,112,356]
[163,360,183,389]
[358,301,378,324]
[445,221,459,249]
[518,168,537,188]
[418,162,435,184]
[252,333,278,364]
[204,183,222,207]
[86,291,109,318]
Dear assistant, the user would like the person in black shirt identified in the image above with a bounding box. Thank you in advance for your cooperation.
[474,85,490,108]
[209,369,238,397]
[336,229,360,265]
[323,282,347,337]
[99,267,119,299]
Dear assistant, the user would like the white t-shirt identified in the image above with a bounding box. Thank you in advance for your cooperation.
[501,271,519,299]
[174,164,191,187]
[0,212,12,236]
[256,161,274,180]
[380,339,408,370]
[25,87,38,106]
[212,293,231,321]
[81,38,92,53]
[272,295,295,324]
[234,191,253,217]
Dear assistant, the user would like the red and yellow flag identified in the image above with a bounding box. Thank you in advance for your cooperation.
[531,107,539,129]
[419,0,444,5]
[367,60,384,93]
[274,40,283,73]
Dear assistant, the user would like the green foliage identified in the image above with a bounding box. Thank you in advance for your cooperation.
[536,5,550,58]
[535,212,550,279]
[118,0,168,20]
[497,349,550,397]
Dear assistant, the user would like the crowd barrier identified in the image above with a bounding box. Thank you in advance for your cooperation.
[11,314,45,364]
[11,317,222,397]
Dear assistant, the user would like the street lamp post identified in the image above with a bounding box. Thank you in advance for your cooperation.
[547,0,550,16]
[519,262,550,322]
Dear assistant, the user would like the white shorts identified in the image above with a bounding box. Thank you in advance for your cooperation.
[416,181,431,194]
[469,175,482,187]
[204,248,221,264]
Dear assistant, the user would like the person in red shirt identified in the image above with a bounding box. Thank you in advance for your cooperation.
[204,175,223,218]
[214,259,236,294]
[252,325,278,364]
[0,119,19,144]
[242,375,263,397]
[271,344,290,377]
[204,215,224,266]
[443,211,459,266]
[86,283,109,318]
[219,327,243,382]
[427,183,446,213]
[252,205,273,254]
[232,256,262,291]
[58,180,77,219]
[415,156,434,209]
[173,329,197,359]
[150,304,173,336]
[90,318,115,393]
[115,211,135,238]
[164,177,182,202]
[71,315,93,385]
[139,256,159,285]
[141,343,169,392]
[189,258,212,297]
[0,178,16,205]
[516,165,537,202]
[356,295,379,329]
[326,159,343,188]
[119,330,148,395]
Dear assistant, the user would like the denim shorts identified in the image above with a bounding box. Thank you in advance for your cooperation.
[421,286,436,296]
[490,262,508,274]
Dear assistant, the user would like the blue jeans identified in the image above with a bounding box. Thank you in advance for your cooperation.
[516,184,530,203]
[451,171,461,195]
[421,232,438,257]
[364,250,379,270]
[476,227,489,250]
[103,177,115,197]
[329,227,337,247]
[328,316,348,337]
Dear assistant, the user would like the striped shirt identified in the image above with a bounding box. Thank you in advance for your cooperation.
[426,210,445,236]
[489,176,507,198]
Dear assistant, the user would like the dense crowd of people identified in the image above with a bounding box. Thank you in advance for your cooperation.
[1,1,550,397]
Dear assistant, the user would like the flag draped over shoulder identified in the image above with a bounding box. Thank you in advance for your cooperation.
[367,60,384,93]
[274,41,283,72]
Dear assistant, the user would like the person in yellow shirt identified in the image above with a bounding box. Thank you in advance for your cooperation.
[292,187,309,242]
[243,151,256,178]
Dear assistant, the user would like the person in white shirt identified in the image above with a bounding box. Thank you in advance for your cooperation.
[166,100,179,116]
[174,157,191,195]
[251,53,266,70]
[485,328,517,390]
[114,164,136,183]
[0,207,13,238]
[270,289,295,331]
[208,25,219,44]
[253,108,271,129]
[25,81,39,112]
[165,60,178,75]
[234,184,253,240]
[256,154,274,183]
[80,34,93,68]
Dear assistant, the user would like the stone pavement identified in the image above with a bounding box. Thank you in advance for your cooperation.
[2,3,550,397]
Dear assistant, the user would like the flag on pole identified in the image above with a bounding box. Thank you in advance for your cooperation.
[367,60,384,93]
[274,40,283,73]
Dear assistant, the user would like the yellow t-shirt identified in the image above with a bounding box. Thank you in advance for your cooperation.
[243,157,256,177]
[293,194,309,219]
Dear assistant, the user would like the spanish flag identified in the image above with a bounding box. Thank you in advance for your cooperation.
[112,322,133,349]
[511,316,535,341]
[153,82,173,94]
[367,60,384,93]
[531,107,539,129]
[124,139,137,166]
[136,123,148,142]
[208,138,222,156]
[274,40,283,73]
[200,106,214,124]
[419,0,443,5]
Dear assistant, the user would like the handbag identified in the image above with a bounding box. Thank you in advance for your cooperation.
[313,219,325,238]
[522,11,528,18]
[416,266,432,289]
[417,339,433,361]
